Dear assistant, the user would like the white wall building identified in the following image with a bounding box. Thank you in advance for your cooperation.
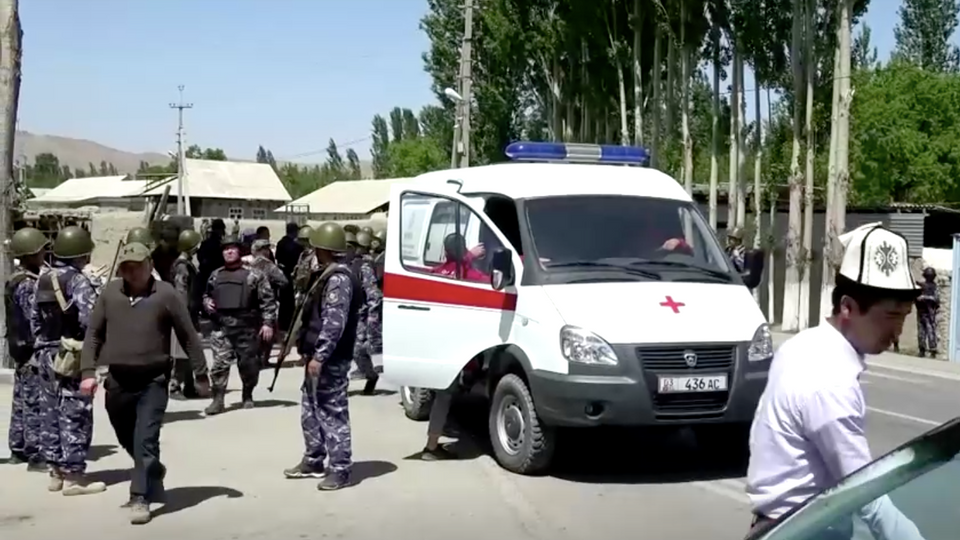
[29,175,147,211]
[277,178,407,221]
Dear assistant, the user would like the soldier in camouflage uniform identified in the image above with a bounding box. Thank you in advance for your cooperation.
[283,223,361,490]
[202,235,278,415]
[6,227,48,471]
[345,231,382,395]
[292,225,320,302]
[246,238,288,366]
[31,226,106,495]
[169,229,210,399]
[369,228,385,361]
[120,228,162,282]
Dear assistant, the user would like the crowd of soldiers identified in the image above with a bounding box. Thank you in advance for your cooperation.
[5,217,388,505]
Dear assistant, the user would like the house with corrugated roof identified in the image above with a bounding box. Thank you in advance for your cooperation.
[138,158,292,220]
[276,178,407,221]
[29,175,148,211]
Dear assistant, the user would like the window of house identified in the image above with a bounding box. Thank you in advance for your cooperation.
[251,208,267,220]
[228,207,244,220]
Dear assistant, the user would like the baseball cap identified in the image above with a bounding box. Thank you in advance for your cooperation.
[838,223,919,292]
[118,242,152,264]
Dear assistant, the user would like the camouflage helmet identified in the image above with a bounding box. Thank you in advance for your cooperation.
[297,226,313,240]
[727,227,743,241]
[10,227,48,258]
[360,226,374,236]
[343,224,360,234]
[178,229,202,253]
[309,222,347,252]
[126,227,155,249]
[345,231,358,245]
[52,226,95,259]
[221,235,241,247]
[355,231,373,249]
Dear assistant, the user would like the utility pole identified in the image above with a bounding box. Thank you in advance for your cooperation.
[0,0,21,369]
[169,85,193,215]
[456,0,474,168]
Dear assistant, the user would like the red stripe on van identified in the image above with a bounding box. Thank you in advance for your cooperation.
[384,272,518,311]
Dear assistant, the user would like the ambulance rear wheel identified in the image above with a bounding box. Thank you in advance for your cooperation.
[489,374,556,475]
[401,386,434,421]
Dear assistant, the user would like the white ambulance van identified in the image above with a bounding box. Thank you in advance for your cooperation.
[382,141,771,475]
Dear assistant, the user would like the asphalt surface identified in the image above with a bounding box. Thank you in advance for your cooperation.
[0,337,958,540]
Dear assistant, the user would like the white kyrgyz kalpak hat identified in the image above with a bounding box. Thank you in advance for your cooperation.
[837,223,919,291]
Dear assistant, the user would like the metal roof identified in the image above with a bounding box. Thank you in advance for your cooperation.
[278,178,409,214]
[140,159,292,202]
[31,176,146,204]
[29,187,50,199]
[408,162,690,201]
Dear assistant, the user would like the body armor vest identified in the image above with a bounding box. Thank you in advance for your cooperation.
[213,267,254,315]
[5,271,36,365]
[297,265,362,361]
[35,268,83,342]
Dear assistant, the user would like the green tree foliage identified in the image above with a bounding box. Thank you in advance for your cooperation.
[371,115,391,178]
[256,144,278,171]
[20,152,126,188]
[346,148,363,180]
[894,0,960,72]
[185,144,228,160]
[386,138,448,177]
[367,104,450,178]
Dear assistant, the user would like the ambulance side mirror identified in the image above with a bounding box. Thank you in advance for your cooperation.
[490,248,514,291]
[742,249,765,290]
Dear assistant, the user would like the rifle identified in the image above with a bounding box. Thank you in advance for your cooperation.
[268,263,340,392]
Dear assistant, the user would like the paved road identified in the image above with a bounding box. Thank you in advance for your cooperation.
[1,338,958,539]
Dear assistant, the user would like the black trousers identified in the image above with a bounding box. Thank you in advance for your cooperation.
[104,364,169,501]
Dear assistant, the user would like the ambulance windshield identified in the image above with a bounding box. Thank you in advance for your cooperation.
[524,195,735,282]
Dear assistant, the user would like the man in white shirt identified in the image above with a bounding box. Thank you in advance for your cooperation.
[746,224,925,540]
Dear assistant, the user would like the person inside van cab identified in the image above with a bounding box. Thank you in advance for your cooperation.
[431,233,487,282]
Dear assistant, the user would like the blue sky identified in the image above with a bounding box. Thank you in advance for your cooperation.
[17,1,957,162]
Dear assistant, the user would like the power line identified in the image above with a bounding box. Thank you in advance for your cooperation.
[277,135,373,161]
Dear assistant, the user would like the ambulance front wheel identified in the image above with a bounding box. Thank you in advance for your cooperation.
[401,386,434,421]
[489,373,556,475]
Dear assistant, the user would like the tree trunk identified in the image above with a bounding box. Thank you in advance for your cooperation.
[0,0,20,368]
[666,34,675,141]
[551,58,563,141]
[752,80,763,303]
[781,0,805,332]
[709,24,720,230]
[618,64,630,145]
[799,0,816,329]
[736,53,747,229]
[680,3,693,194]
[633,0,644,145]
[833,0,853,282]
[820,45,843,320]
[728,44,740,230]
[767,87,776,323]
[651,25,662,168]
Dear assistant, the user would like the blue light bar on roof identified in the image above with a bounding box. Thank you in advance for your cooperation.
[504,141,650,166]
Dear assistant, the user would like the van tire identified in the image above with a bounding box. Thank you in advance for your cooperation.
[488,374,556,475]
[401,387,434,421]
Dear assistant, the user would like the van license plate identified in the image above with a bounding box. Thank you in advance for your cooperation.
[657,375,728,393]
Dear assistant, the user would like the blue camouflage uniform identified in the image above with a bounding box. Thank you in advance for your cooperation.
[350,254,382,380]
[31,261,98,475]
[298,265,362,481]
[6,266,41,463]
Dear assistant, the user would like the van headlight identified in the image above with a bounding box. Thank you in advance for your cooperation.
[748,323,774,362]
[559,325,619,366]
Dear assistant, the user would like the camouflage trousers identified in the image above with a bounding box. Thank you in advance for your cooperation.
[36,348,94,474]
[7,363,43,461]
[351,320,377,380]
[366,305,383,354]
[301,361,352,475]
[917,309,938,353]
[209,326,261,394]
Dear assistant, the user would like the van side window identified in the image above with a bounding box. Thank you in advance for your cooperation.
[399,192,502,284]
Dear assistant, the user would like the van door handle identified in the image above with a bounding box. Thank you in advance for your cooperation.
[398,304,430,311]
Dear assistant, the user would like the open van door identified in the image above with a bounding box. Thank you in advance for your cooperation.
[382,182,521,392]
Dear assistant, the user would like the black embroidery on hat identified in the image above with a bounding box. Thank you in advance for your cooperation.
[874,241,900,277]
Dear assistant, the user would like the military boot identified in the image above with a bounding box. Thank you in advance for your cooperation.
[47,468,64,492]
[62,473,107,496]
[241,386,255,409]
[204,390,226,416]
[362,375,379,396]
[26,457,47,473]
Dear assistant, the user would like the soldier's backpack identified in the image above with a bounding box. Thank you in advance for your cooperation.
[4,271,35,365]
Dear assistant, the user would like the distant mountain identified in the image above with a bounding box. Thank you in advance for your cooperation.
[14,131,375,177]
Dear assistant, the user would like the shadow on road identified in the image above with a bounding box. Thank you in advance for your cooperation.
[451,395,747,485]
[347,389,397,397]
[224,399,298,412]
[164,410,205,423]
[88,467,132,486]
[152,486,244,519]
[87,444,118,462]
[353,460,398,485]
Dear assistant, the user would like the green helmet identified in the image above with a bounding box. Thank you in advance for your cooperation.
[52,226,95,259]
[178,229,202,253]
[374,228,386,243]
[297,226,313,240]
[343,224,360,234]
[10,227,48,258]
[126,227,155,248]
[355,231,372,248]
[345,231,358,245]
[309,222,347,252]
[221,235,241,247]
[360,226,374,236]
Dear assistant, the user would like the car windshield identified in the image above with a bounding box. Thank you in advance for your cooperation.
[523,195,735,283]
[759,417,960,540]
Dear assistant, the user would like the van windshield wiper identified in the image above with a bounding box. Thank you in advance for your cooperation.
[545,261,662,280]
[628,259,733,280]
